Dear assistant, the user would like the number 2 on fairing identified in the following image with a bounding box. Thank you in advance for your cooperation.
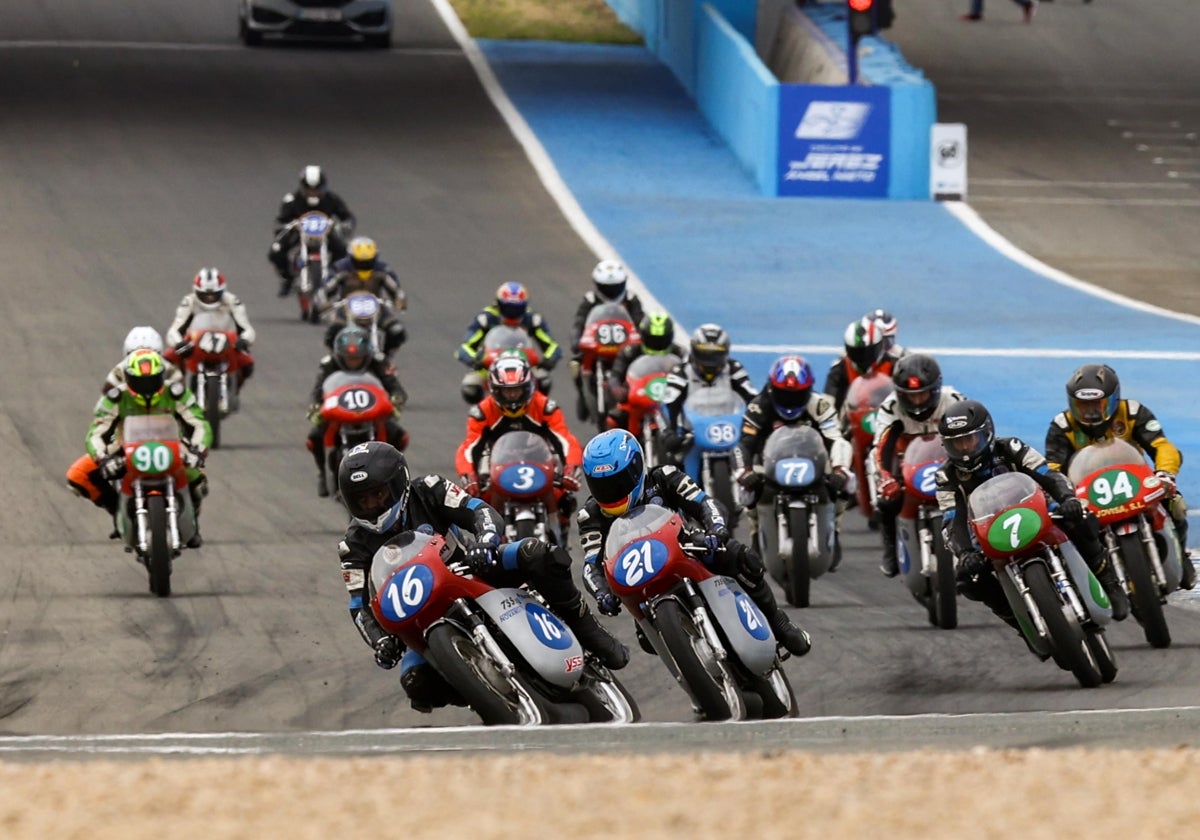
[620,541,656,585]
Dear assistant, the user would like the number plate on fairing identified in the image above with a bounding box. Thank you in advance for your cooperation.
[613,539,670,588]
[774,457,816,487]
[498,464,547,495]
[378,563,435,625]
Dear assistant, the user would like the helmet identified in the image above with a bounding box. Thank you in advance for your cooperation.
[337,440,410,533]
[843,316,885,374]
[123,326,164,356]
[348,237,378,277]
[591,259,628,303]
[863,308,898,350]
[1065,363,1120,437]
[299,165,327,206]
[891,353,943,422]
[766,355,814,421]
[125,349,165,403]
[333,325,372,371]
[193,267,227,309]
[488,351,535,417]
[938,400,995,474]
[639,312,674,354]
[689,323,730,383]
[582,429,645,517]
[495,281,529,325]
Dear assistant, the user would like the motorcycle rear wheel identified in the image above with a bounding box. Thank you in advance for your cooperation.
[1025,562,1102,688]
[146,495,172,598]
[654,599,745,721]
[785,506,811,608]
[1119,531,1170,648]
[425,623,550,725]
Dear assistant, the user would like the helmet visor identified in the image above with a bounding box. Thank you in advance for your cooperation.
[128,371,164,398]
[495,383,530,412]
[498,301,526,322]
[586,450,644,512]
[345,484,393,521]
[846,342,883,373]
[771,385,810,413]
[943,430,987,461]
[197,290,224,306]
[1069,395,1115,427]
[596,280,626,301]
[692,348,727,380]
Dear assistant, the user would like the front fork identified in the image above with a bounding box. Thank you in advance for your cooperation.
[133,481,181,556]
[1007,550,1091,639]
[1102,515,1168,596]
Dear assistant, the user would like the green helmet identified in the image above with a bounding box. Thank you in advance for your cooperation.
[639,312,674,354]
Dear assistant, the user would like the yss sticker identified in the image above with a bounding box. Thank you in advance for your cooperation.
[614,539,669,588]
[380,563,434,624]
[130,442,174,475]
[525,603,573,650]
[1086,468,1139,509]
[734,592,771,641]
[985,507,1043,552]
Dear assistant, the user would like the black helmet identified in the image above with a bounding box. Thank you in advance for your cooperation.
[639,312,674,353]
[1065,363,1120,437]
[689,323,730,383]
[333,325,372,370]
[863,308,898,350]
[892,353,943,422]
[938,400,995,474]
[337,441,410,533]
[843,316,886,374]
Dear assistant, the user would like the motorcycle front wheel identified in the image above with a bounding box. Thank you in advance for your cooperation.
[203,374,223,450]
[425,623,550,725]
[929,525,957,630]
[146,494,172,598]
[1025,561,1102,688]
[1119,530,1170,648]
[785,505,811,608]
[653,599,746,721]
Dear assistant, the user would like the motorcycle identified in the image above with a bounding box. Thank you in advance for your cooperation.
[368,530,640,726]
[1066,437,1184,648]
[113,415,199,597]
[895,434,957,629]
[576,301,639,431]
[462,325,546,405]
[751,425,837,608]
[319,369,396,497]
[173,309,246,450]
[968,471,1117,687]
[842,370,893,525]
[602,503,797,721]
[322,292,387,355]
[620,352,682,469]
[281,210,333,323]
[676,377,745,521]
[480,430,566,545]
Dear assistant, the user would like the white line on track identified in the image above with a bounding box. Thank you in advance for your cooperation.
[733,344,1200,361]
[969,196,1200,207]
[0,39,459,56]
[970,179,1191,189]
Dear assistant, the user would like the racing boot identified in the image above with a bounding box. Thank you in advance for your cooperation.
[879,517,899,578]
[316,471,329,498]
[634,623,657,655]
[1092,557,1129,622]
[740,572,811,657]
[1174,511,1195,590]
[1181,551,1196,591]
[187,480,205,549]
[562,603,629,670]
[399,653,464,713]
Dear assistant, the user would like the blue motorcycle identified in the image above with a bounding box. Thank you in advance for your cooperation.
[677,380,745,521]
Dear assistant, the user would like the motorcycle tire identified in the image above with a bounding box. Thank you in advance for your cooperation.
[1025,561,1103,688]
[573,665,642,724]
[1119,531,1170,648]
[748,665,798,719]
[146,494,172,598]
[930,525,957,630]
[204,375,222,450]
[653,599,746,722]
[1085,629,1118,684]
[515,519,538,541]
[425,623,551,726]
[709,458,738,525]
[785,505,811,608]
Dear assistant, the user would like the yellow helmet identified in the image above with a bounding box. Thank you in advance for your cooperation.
[349,237,378,278]
[126,349,166,403]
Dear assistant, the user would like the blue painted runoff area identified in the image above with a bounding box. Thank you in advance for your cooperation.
[478,39,1200,507]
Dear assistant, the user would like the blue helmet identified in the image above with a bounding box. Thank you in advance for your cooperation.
[766,355,814,421]
[582,429,645,517]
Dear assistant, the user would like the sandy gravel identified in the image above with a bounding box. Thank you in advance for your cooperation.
[8,748,1199,839]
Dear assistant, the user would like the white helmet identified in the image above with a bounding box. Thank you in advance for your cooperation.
[123,326,164,356]
[591,259,628,302]
[193,267,227,310]
[300,165,326,206]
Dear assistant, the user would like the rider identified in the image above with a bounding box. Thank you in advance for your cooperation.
[165,268,256,387]
[1044,363,1193,590]
[863,308,903,354]
[317,236,408,357]
[307,325,409,498]
[455,282,562,404]
[103,326,184,393]
[335,440,628,712]
[936,399,1130,627]
[824,313,907,414]
[578,428,812,658]
[734,355,854,549]
[605,312,687,431]
[569,259,647,421]
[871,354,968,577]
[659,323,759,459]
[269,165,356,297]
[454,352,584,539]
[68,349,211,547]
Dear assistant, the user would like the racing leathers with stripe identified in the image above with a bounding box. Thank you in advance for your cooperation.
[455,306,562,402]
[165,292,256,385]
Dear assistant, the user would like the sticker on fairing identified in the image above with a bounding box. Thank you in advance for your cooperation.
[985,507,1042,552]
[613,539,669,588]
[525,603,573,650]
[378,564,434,624]
[734,592,771,641]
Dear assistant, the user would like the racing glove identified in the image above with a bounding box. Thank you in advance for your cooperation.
[463,534,500,576]
[1155,471,1178,497]
[559,465,582,493]
[876,471,903,502]
[582,561,621,616]
[459,472,480,497]
[306,404,322,425]
[735,466,764,493]
[99,453,126,480]
[182,448,206,470]
[235,337,251,353]
[956,550,991,583]
[173,340,194,359]
[826,468,850,494]
[1057,496,1085,521]
[373,636,403,670]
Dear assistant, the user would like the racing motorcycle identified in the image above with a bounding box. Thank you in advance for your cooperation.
[619,352,682,469]
[842,370,893,525]
[322,291,387,357]
[576,301,639,431]
[462,326,547,405]
[675,378,745,521]
[281,210,334,323]
[895,434,956,629]
[968,472,1117,688]
[479,430,567,545]
[112,415,199,597]
[1066,437,1185,648]
[173,309,246,450]
[369,530,640,726]
[319,369,396,497]
[602,503,796,721]
[750,425,837,608]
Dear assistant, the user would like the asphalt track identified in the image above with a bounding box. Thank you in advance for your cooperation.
[0,0,1197,749]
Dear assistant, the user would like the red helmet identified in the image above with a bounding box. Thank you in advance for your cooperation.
[495,282,528,325]
[193,268,227,309]
[488,352,535,417]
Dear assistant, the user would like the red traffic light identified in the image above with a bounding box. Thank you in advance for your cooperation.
[849,0,874,10]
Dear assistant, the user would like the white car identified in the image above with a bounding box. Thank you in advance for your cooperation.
[239,0,392,48]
